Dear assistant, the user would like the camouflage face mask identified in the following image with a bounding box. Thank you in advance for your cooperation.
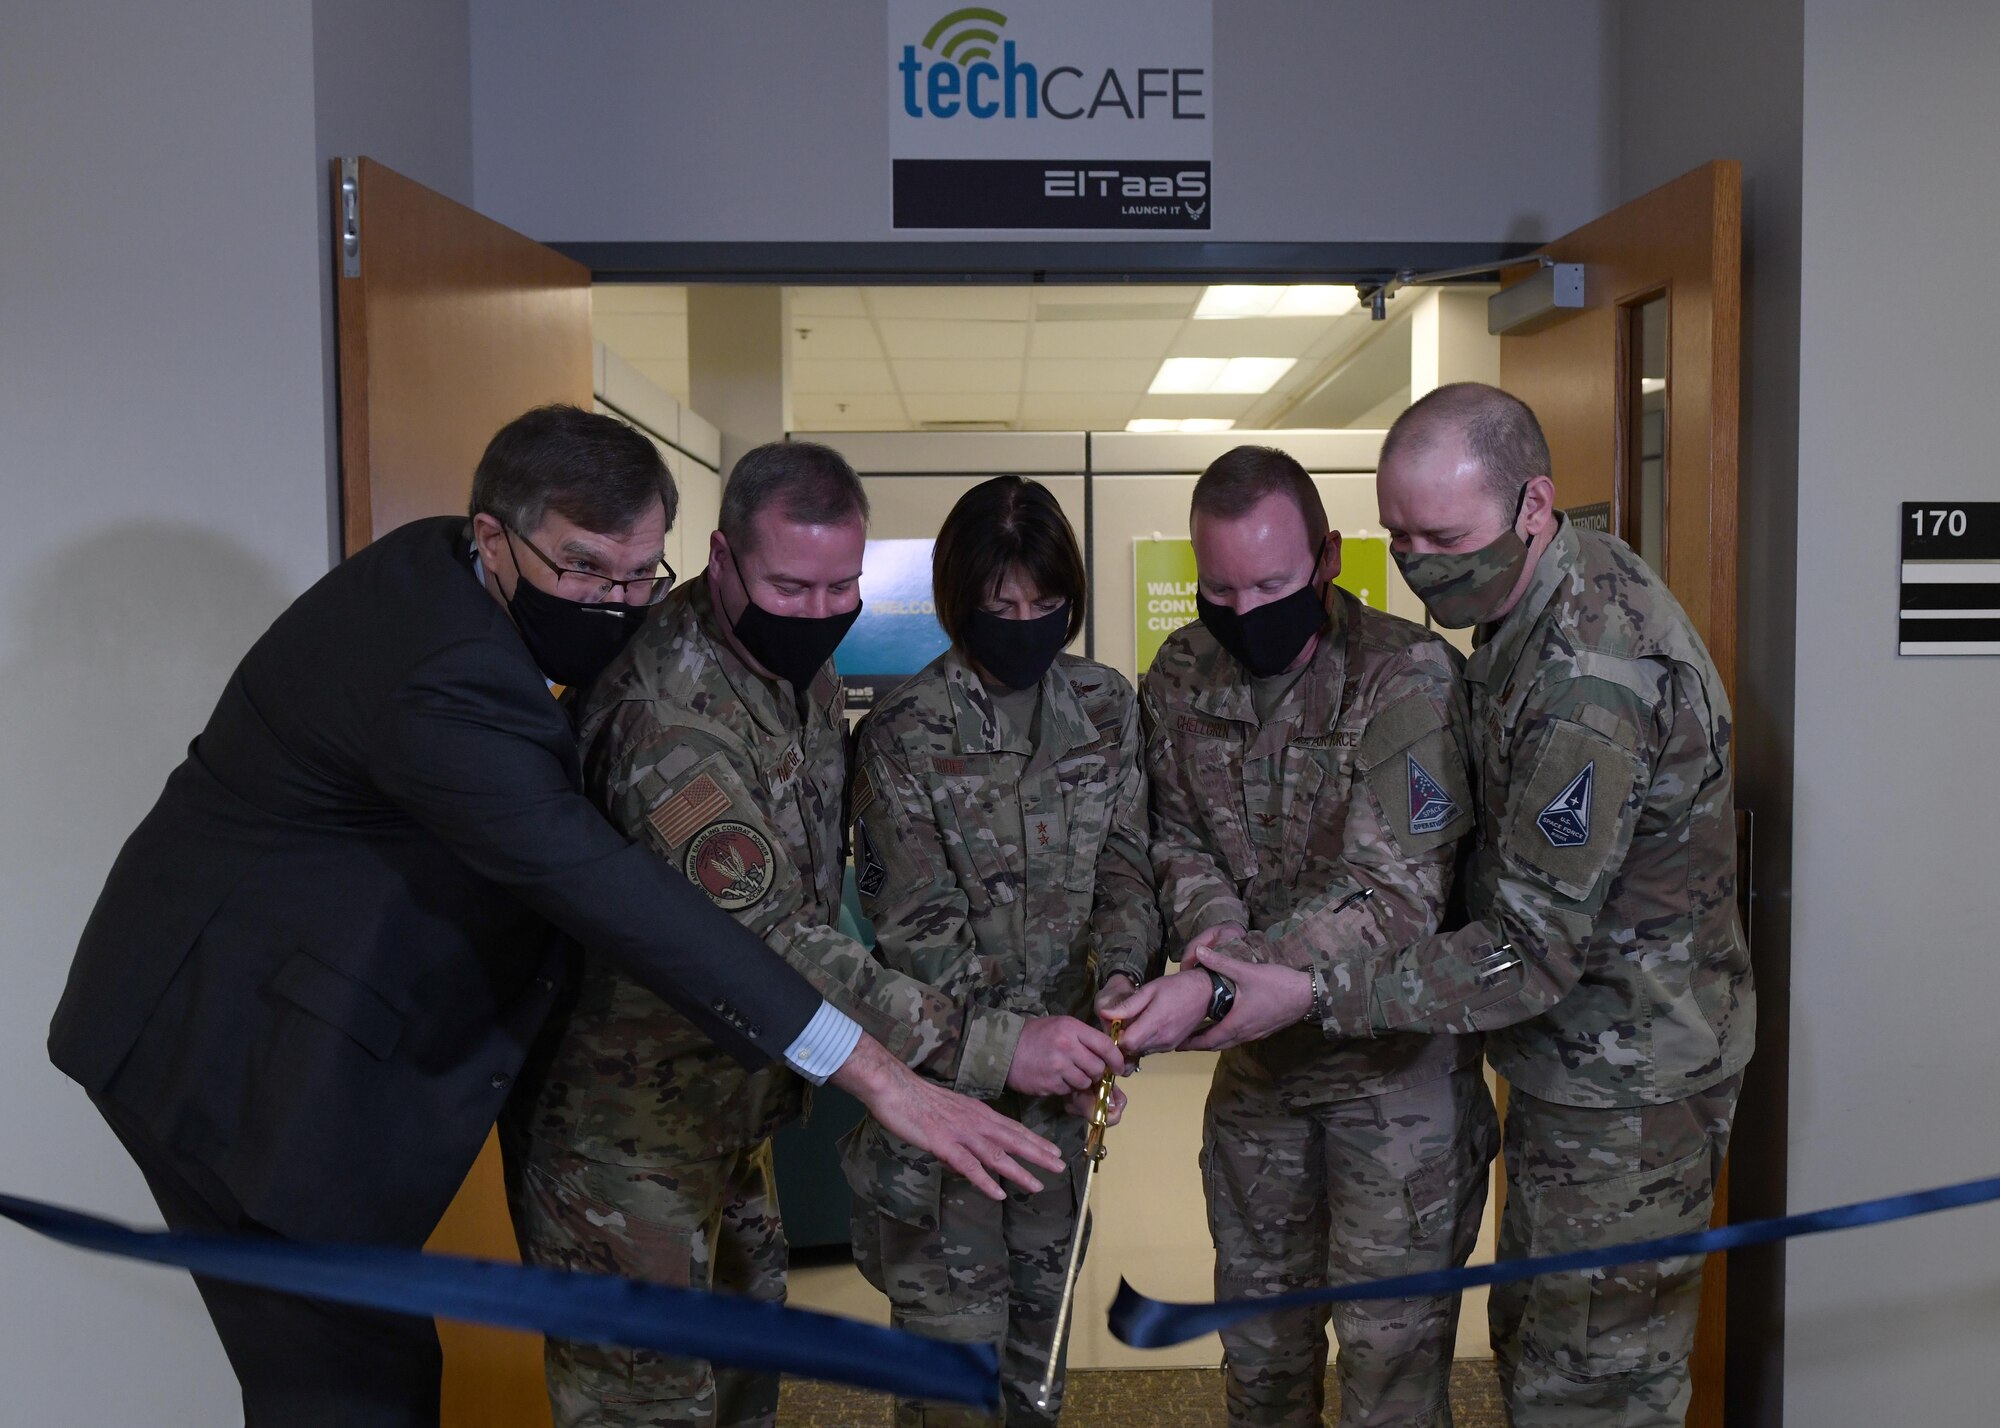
[1393,484,1532,629]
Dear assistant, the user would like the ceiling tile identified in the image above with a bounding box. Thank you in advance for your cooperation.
[903,393,1020,423]
[892,358,1024,394]
[877,319,1029,360]
[792,359,898,395]
[793,392,907,424]
[1128,394,1257,419]
[1023,358,1160,394]
[1028,319,1183,359]
[867,287,1033,321]
[1019,393,1137,425]
[790,317,884,360]
[591,284,686,315]
[1167,316,1332,359]
[1034,285,1200,310]
[593,312,686,361]
[790,287,868,317]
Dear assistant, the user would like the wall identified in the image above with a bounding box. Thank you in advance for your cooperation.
[471,0,1616,247]
[1783,4,2000,1424]
[0,1,332,1420]
[311,0,474,559]
[1613,3,1805,1422]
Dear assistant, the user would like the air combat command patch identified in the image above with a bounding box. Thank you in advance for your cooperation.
[684,821,775,910]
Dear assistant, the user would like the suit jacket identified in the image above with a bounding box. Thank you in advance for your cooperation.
[48,516,821,1244]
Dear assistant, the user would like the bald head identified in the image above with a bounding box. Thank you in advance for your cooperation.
[1380,382,1550,517]
[1376,383,1560,621]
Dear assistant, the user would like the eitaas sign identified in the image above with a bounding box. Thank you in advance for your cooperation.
[888,0,1214,229]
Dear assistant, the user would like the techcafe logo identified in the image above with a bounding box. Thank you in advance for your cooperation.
[897,7,1209,123]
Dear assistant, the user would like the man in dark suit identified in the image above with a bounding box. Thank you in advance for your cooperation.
[48,405,1062,1427]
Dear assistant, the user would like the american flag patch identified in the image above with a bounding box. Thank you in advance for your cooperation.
[650,773,731,848]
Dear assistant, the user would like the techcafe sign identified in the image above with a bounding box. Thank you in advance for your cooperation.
[889,0,1214,230]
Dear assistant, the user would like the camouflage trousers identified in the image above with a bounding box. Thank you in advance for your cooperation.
[504,1131,788,1428]
[1489,1074,1740,1428]
[1202,1058,1498,1428]
[848,1096,1088,1428]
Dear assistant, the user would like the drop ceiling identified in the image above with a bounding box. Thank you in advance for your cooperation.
[592,282,1437,433]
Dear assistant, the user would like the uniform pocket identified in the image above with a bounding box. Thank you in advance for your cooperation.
[838,1117,945,1231]
[1058,754,1112,892]
[1520,1144,1713,1380]
[934,777,1014,910]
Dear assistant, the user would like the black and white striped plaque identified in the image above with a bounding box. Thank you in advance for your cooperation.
[1900,503,2000,655]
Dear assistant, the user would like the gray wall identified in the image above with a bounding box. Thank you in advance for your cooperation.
[470,0,1616,245]
[312,0,474,560]
[1784,4,2000,1423]
[1613,4,1805,1422]
[0,1,473,1418]
[0,1,330,1420]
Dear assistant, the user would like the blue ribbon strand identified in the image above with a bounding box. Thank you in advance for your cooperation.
[1110,1171,2000,1348]
[0,1190,998,1408]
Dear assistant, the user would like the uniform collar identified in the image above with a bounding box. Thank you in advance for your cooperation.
[1188,589,1348,734]
[1468,513,1576,689]
[689,573,839,736]
[942,646,1099,760]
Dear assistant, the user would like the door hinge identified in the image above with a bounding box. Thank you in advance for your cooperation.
[340,157,361,279]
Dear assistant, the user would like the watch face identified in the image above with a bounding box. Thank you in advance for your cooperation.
[1208,973,1236,1023]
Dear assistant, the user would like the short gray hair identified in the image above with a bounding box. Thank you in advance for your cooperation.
[718,441,869,552]
[1380,382,1550,513]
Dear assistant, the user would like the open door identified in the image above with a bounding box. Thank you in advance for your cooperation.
[1499,160,1741,1428]
[334,153,591,1428]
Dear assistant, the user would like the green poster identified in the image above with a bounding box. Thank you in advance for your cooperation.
[1332,536,1390,611]
[1134,539,1200,674]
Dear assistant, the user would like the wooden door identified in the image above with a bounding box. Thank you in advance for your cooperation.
[334,153,591,1428]
[336,154,593,552]
[1499,159,1741,1428]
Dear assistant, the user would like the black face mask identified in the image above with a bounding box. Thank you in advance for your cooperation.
[964,603,1070,691]
[504,564,647,689]
[1196,584,1327,678]
[726,548,861,690]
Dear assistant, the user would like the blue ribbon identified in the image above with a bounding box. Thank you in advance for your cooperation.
[0,1190,998,1408]
[1110,1170,2000,1348]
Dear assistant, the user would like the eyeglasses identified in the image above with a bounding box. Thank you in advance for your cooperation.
[506,526,676,605]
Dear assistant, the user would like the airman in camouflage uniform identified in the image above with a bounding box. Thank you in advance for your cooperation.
[845,646,1161,1427]
[1144,583,1497,1428]
[1299,384,1756,1427]
[505,574,989,1428]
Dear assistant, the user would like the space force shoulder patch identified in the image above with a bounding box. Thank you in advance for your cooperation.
[1406,753,1461,835]
[684,821,775,910]
[1505,719,1636,900]
[1356,695,1473,854]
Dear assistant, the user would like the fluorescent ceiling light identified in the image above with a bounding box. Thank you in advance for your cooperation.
[1194,285,1360,320]
[1149,356,1296,395]
[1640,376,1666,395]
[1125,418,1238,433]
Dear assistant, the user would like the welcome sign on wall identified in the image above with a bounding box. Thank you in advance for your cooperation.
[888,0,1214,229]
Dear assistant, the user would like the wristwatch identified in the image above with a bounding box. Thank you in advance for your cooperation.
[1200,967,1236,1029]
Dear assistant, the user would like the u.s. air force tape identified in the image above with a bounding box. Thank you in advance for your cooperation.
[1109,1169,2000,1349]
[0,1191,998,1408]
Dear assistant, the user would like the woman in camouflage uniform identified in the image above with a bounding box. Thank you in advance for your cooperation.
[843,476,1162,1426]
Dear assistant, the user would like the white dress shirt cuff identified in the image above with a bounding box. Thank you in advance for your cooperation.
[782,1000,863,1085]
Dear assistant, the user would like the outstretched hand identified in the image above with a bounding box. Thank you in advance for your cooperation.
[831,1035,1064,1200]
